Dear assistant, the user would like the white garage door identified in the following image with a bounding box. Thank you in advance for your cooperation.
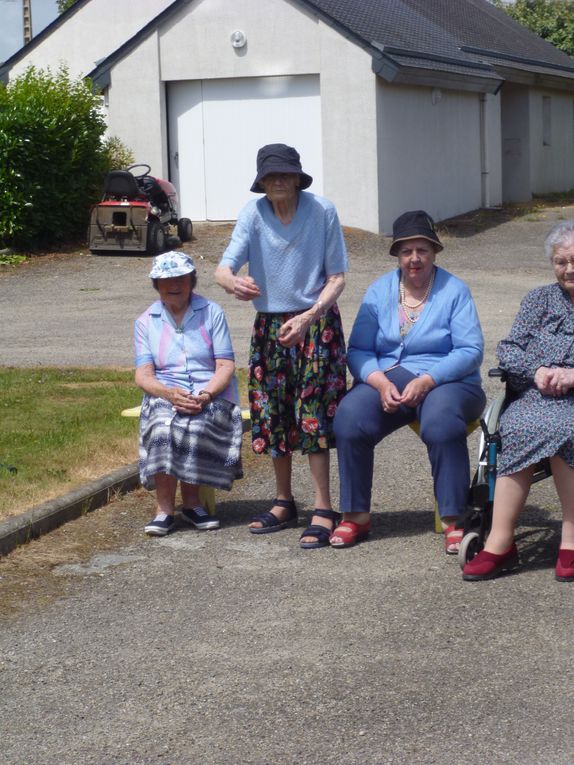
[168,75,323,221]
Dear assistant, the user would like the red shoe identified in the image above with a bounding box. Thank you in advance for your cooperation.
[462,544,519,581]
[444,524,463,555]
[329,519,370,548]
[555,548,574,582]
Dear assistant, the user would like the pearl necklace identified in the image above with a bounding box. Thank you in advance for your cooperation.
[399,267,435,323]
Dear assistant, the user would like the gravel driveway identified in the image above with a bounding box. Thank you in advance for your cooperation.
[0,208,560,372]
[1,206,573,765]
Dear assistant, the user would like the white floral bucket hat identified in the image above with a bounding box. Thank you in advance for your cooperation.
[149,251,196,279]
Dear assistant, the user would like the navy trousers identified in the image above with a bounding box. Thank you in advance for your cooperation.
[334,381,486,518]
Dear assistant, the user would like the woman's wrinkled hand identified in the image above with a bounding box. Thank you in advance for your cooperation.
[535,366,574,396]
[379,381,402,413]
[399,374,436,408]
[233,275,261,302]
[278,314,311,347]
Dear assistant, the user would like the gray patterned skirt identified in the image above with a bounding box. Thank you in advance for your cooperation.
[498,388,574,475]
[139,395,243,491]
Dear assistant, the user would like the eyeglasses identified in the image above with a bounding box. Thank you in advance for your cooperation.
[552,257,574,269]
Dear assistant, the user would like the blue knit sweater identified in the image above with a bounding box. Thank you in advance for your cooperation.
[348,266,484,386]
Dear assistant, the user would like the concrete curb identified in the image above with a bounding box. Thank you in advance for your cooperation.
[0,463,140,557]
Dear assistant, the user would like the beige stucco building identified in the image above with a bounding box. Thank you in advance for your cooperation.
[3,0,574,233]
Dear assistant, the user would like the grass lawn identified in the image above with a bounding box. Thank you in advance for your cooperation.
[0,368,142,520]
[0,367,249,522]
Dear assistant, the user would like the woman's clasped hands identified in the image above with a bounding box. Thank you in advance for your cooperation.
[379,373,435,413]
[167,387,210,415]
[534,366,574,397]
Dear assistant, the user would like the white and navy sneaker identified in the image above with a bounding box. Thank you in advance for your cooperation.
[144,514,175,536]
[181,505,220,530]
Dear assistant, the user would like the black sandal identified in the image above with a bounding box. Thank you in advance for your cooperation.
[249,498,298,534]
[299,508,340,549]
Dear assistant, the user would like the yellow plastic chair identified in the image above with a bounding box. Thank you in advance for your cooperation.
[407,419,480,532]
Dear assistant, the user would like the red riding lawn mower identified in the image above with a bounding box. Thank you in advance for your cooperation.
[88,164,193,255]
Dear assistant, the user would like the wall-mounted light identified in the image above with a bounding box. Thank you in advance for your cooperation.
[230,30,247,49]
[431,88,442,105]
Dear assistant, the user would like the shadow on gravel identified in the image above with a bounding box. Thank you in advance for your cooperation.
[439,204,546,239]
[89,250,156,258]
[515,513,562,571]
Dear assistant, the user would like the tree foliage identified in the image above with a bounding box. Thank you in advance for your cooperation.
[492,0,574,58]
[0,66,109,250]
[57,0,81,13]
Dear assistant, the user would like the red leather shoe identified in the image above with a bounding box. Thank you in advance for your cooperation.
[555,548,574,582]
[329,519,370,548]
[462,544,519,581]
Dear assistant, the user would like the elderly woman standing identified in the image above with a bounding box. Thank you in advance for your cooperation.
[135,251,243,536]
[332,211,485,549]
[464,221,574,581]
[215,144,347,548]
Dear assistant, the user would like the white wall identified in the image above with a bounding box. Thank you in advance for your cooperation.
[501,84,531,202]
[376,82,483,233]
[105,33,166,174]
[318,22,380,232]
[482,92,503,209]
[160,0,321,80]
[529,88,574,194]
[8,0,173,80]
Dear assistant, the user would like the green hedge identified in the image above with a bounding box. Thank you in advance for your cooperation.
[0,66,109,250]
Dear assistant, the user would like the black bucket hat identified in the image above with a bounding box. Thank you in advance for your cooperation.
[250,143,313,193]
[390,210,443,256]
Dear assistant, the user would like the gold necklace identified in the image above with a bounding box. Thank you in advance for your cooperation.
[399,268,435,323]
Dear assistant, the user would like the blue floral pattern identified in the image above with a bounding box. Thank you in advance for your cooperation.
[497,283,574,474]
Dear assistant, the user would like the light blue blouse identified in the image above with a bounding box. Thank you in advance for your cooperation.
[219,191,348,312]
[134,293,239,404]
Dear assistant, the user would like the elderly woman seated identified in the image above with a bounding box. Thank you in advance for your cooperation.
[331,210,486,551]
[463,221,574,581]
[134,251,243,537]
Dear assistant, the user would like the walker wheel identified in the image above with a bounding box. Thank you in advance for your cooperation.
[458,531,482,569]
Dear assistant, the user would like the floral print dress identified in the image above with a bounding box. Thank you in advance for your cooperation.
[497,283,574,475]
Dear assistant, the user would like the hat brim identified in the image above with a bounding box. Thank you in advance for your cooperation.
[390,233,443,256]
[149,267,195,279]
[250,168,313,193]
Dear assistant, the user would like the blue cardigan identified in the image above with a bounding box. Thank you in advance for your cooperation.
[348,266,483,387]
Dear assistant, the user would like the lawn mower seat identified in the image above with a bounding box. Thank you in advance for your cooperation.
[103,170,143,200]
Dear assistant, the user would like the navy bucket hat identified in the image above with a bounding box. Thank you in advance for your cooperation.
[390,210,443,256]
[250,143,313,193]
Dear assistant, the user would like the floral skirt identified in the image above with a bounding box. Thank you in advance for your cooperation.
[248,305,347,457]
[498,388,574,475]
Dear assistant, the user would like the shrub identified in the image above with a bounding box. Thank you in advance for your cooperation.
[0,66,110,250]
[102,135,135,171]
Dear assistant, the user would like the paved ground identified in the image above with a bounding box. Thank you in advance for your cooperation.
[1,207,573,764]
